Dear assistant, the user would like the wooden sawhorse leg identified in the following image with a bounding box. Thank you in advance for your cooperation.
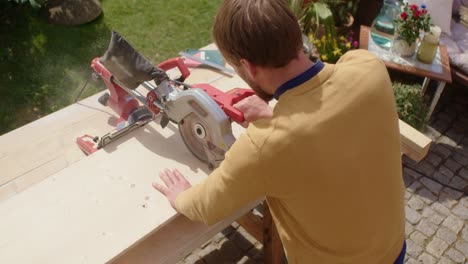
[237,201,286,264]
[263,202,286,264]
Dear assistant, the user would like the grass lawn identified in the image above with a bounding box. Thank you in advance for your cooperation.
[0,0,221,135]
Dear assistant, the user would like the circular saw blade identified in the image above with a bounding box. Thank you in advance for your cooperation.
[178,113,210,163]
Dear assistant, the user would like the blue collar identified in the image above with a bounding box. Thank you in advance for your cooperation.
[274,60,325,100]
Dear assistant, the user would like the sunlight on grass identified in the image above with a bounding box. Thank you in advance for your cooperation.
[0,0,221,135]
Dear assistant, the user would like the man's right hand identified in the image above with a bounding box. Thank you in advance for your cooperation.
[233,95,273,127]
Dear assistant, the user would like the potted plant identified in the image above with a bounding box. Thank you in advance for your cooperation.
[393,3,432,57]
[311,31,359,63]
[289,0,361,61]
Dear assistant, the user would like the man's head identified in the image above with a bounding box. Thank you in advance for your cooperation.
[212,0,303,101]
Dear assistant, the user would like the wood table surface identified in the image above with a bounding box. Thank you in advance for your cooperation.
[0,43,263,264]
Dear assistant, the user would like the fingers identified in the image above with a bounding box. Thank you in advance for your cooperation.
[152,182,168,196]
[233,99,248,112]
[160,169,174,186]
[172,169,183,181]
[232,95,251,110]
[155,169,191,197]
[173,169,190,185]
[158,168,187,186]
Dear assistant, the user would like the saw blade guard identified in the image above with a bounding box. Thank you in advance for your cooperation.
[166,88,236,165]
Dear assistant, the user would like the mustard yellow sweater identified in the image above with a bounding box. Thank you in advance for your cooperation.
[176,50,405,263]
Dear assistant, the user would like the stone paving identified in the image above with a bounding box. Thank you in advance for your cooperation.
[178,85,468,264]
[401,85,468,264]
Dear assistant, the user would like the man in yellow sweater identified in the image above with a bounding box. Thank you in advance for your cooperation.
[153,0,406,263]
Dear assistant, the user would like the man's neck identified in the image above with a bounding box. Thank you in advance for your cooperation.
[260,51,315,96]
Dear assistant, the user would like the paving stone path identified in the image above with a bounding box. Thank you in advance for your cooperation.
[179,85,468,264]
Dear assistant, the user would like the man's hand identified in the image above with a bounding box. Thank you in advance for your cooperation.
[233,95,273,127]
[152,168,192,209]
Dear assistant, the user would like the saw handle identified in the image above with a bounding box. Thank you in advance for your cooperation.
[157,57,190,82]
[192,84,255,124]
[226,88,256,123]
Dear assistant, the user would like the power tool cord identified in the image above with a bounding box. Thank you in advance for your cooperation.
[75,74,92,103]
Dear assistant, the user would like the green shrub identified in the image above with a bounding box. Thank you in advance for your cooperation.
[392,82,429,131]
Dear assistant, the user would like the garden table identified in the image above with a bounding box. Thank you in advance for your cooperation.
[359,25,452,120]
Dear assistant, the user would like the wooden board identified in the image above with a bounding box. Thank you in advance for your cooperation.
[111,199,261,264]
[0,112,250,264]
[399,120,432,162]
[0,91,115,202]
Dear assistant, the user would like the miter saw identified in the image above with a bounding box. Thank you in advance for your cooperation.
[76,32,253,169]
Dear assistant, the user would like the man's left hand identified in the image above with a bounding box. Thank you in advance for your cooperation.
[152,168,192,209]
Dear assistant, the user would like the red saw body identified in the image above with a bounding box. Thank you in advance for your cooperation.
[76,32,254,168]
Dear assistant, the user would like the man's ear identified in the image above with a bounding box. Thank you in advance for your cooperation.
[240,59,257,79]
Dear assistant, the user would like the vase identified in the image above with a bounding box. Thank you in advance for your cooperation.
[417,35,438,63]
[417,26,441,64]
[370,0,401,50]
[393,35,417,57]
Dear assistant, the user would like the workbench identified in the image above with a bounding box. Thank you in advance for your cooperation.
[0,44,432,264]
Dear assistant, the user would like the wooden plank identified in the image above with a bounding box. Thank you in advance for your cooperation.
[399,120,432,162]
[0,115,243,264]
[0,62,247,263]
[359,25,452,83]
[0,92,115,189]
[0,181,17,202]
[111,200,261,264]
[0,43,246,264]
[0,91,111,152]
[13,157,69,194]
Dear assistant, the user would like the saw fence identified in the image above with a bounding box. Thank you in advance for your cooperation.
[0,43,431,264]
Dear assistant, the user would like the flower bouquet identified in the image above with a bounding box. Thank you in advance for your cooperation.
[393,3,432,56]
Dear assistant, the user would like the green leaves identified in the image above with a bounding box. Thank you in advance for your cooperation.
[314,3,333,20]
[288,0,360,37]
[288,0,336,36]
[392,82,429,131]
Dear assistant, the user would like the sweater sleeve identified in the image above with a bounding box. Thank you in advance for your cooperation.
[175,132,266,225]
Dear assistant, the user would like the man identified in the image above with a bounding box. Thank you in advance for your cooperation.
[153,0,406,263]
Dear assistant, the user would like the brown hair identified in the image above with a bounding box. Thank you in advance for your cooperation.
[212,0,303,68]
